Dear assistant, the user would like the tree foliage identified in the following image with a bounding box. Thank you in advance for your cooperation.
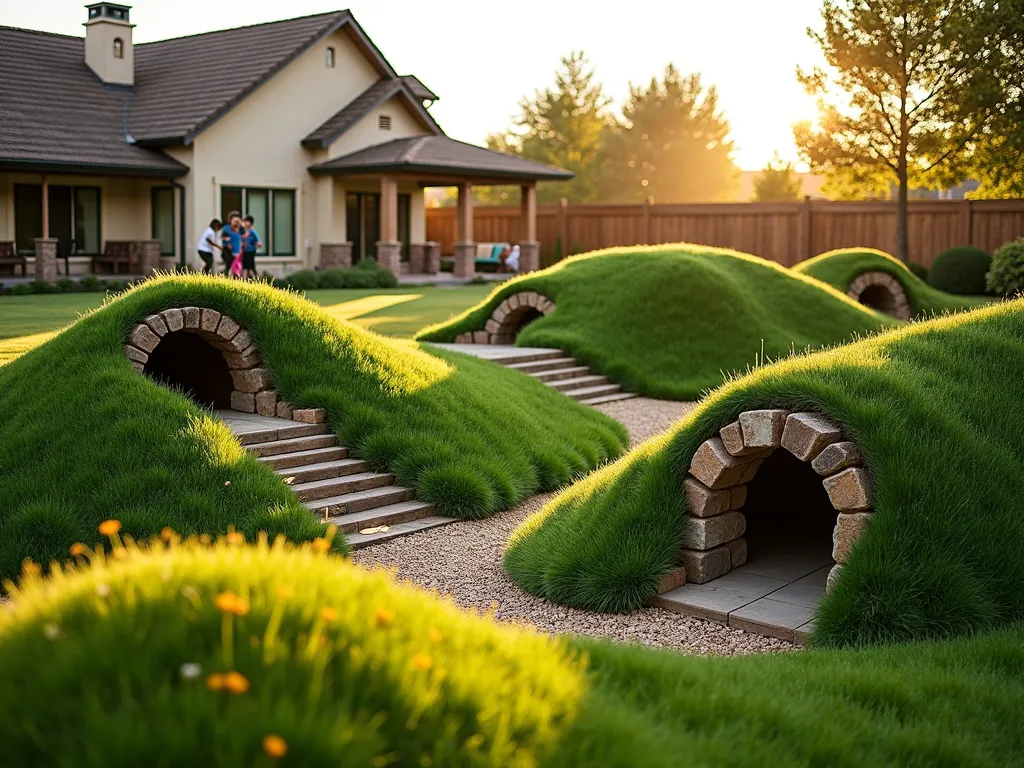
[752,153,803,202]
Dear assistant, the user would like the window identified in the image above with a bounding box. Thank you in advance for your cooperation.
[14,184,101,256]
[113,37,123,58]
[151,187,175,256]
[326,47,335,67]
[378,115,392,130]
[75,187,101,254]
[220,186,295,257]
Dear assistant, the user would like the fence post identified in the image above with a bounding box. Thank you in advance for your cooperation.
[796,196,812,264]
[961,197,973,245]
[557,198,569,259]
[641,196,654,244]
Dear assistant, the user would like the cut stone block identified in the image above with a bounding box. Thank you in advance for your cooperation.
[144,314,169,337]
[276,401,294,420]
[124,345,148,364]
[683,477,730,518]
[230,368,271,393]
[689,437,751,489]
[781,412,842,461]
[507,294,520,309]
[679,545,732,584]
[729,484,747,511]
[720,421,761,456]
[681,511,746,551]
[255,390,277,417]
[812,441,863,476]
[823,467,873,511]
[230,391,256,413]
[472,330,489,344]
[727,538,748,568]
[181,306,201,329]
[130,360,145,374]
[539,299,556,314]
[160,308,184,333]
[225,351,261,370]
[129,324,160,353]
[738,458,763,485]
[493,304,509,323]
[293,407,326,424]
[216,315,240,341]
[833,512,872,563]
[738,409,788,449]
[484,319,501,334]
[455,332,472,343]
[218,328,252,353]
[826,564,843,593]
[200,308,222,333]
[657,566,687,593]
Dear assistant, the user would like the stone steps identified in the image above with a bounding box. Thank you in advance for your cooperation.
[564,383,625,401]
[291,471,395,502]
[327,499,437,534]
[346,516,456,550]
[249,433,337,458]
[304,484,416,516]
[258,445,349,470]
[506,356,578,373]
[236,423,329,446]
[274,457,368,484]
[578,391,639,405]
[492,349,636,406]
[529,365,591,382]
[549,374,609,392]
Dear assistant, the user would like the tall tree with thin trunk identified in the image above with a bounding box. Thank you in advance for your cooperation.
[795,0,1003,261]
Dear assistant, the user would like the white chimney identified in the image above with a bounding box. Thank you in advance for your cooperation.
[84,3,134,87]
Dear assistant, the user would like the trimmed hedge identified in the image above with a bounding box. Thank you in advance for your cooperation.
[280,260,398,291]
[928,246,991,295]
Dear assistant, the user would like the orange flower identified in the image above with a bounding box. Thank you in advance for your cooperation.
[98,519,121,536]
[411,652,433,671]
[311,538,330,553]
[225,531,245,545]
[160,527,176,542]
[206,673,226,691]
[263,735,288,758]
[372,607,394,628]
[215,592,250,616]
[427,627,443,644]
[20,560,41,578]
[320,607,339,623]
[224,671,249,694]
[69,542,87,557]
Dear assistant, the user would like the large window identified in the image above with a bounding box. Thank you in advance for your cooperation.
[150,187,175,256]
[220,187,295,256]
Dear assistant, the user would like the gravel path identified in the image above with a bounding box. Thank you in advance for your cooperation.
[354,397,794,656]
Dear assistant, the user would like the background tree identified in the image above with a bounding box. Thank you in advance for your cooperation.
[752,153,803,202]
[489,51,609,203]
[599,65,737,203]
[795,0,1007,261]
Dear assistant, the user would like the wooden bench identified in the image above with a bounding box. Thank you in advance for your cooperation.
[92,241,138,274]
[0,242,27,276]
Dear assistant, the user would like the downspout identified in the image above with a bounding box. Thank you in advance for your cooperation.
[170,177,186,269]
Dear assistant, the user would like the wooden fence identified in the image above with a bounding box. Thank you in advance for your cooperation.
[425,198,1024,268]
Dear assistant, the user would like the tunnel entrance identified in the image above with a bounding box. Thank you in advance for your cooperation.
[857,284,899,316]
[507,307,544,336]
[847,271,912,319]
[143,330,234,409]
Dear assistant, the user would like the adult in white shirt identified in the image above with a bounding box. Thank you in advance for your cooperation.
[196,218,223,274]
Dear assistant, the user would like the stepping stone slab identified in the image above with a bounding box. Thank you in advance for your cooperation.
[823,467,873,510]
[781,412,842,461]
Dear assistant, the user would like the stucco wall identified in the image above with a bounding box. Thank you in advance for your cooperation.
[327,95,430,160]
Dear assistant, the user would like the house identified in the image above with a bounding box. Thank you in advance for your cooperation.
[0,4,570,280]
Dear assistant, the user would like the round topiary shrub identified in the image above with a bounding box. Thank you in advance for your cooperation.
[0,531,584,766]
[928,246,991,295]
[987,238,1024,297]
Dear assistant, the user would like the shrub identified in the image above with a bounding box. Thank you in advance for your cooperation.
[29,280,56,294]
[907,262,928,281]
[987,237,1024,296]
[354,257,379,270]
[284,270,321,291]
[928,246,991,295]
[55,278,76,293]
[80,275,105,292]
[11,284,32,296]
[314,264,398,290]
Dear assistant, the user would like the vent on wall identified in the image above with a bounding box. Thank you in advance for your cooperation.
[379,115,392,130]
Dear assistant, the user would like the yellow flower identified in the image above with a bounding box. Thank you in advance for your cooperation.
[427,627,443,644]
[69,542,87,557]
[224,671,249,694]
[225,531,245,545]
[98,519,121,536]
[373,607,394,628]
[320,607,339,624]
[206,673,226,691]
[411,652,433,671]
[215,592,250,616]
[276,584,294,600]
[311,538,330,553]
[263,735,288,758]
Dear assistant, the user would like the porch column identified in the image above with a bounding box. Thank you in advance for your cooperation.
[317,175,351,269]
[376,175,401,276]
[453,182,475,278]
[35,174,56,281]
[519,182,540,272]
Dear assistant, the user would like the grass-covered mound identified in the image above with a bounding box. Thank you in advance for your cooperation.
[416,245,896,400]
[505,300,1024,647]
[0,275,625,581]
[4,535,1024,767]
[794,248,990,315]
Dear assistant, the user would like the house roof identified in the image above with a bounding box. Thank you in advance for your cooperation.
[0,26,188,176]
[309,136,574,182]
[301,78,442,149]
[400,75,438,102]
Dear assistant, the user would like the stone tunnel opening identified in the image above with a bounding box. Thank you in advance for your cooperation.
[507,307,544,336]
[856,284,900,316]
[143,331,235,409]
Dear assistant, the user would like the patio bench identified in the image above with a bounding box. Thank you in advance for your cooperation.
[475,242,510,270]
[0,242,27,276]
[92,241,138,274]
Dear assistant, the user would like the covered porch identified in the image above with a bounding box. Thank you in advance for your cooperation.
[308,135,571,278]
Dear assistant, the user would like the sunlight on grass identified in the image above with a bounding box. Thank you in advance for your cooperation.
[0,331,59,366]
[321,293,422,321]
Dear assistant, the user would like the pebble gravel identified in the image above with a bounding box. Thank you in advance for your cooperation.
[354,397,794,656]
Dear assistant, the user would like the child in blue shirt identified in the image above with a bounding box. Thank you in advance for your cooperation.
[241,215,262,280]
[221,211,244,277]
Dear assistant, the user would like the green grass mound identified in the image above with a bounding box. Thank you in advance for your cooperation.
[0,275,625,581]
[416,245,896,400]
[794,248,989,314]
[505,300,1024,647]
[4,537,1024,767]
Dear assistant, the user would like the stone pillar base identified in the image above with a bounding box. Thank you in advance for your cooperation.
[408,243,428,274]
[376,241,402,276]
[454,241,476,279]
[425,241,440,274]
[138,239,161,275]
[321,242,353,269]
[34,238,57,282]
[519,240,540,273]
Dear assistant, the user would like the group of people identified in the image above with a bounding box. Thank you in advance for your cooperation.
[196,211,261,279]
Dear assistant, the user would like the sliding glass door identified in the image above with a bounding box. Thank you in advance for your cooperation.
[345,192,411,262]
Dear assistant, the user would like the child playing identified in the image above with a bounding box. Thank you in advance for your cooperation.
[221,211,244,277]
[196,218,222,274]
[241,215,262,280]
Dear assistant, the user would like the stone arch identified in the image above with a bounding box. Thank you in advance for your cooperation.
[846,271,912,319]
[124,306,294,418]
[680,410,874,592]
[454,291,556,345]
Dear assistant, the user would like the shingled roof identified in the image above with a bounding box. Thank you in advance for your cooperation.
[309,136,574,182]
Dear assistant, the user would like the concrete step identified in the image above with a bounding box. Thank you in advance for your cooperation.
[505,356,577,373]
[249,433,338,458]
[548,374,609,392]
[347,515,457,550]
[275,458,369,484]
[237,422,329,447]
[257,445,349,470]
[292,472,394,502]
[327,499,436,533]
[486,349,567,366]
[529,365,590,382]
[304,485,415,517]
[578,391,639,405]
[563,383,623,401]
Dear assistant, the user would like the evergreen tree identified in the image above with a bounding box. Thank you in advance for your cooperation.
[752,153,803,202]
